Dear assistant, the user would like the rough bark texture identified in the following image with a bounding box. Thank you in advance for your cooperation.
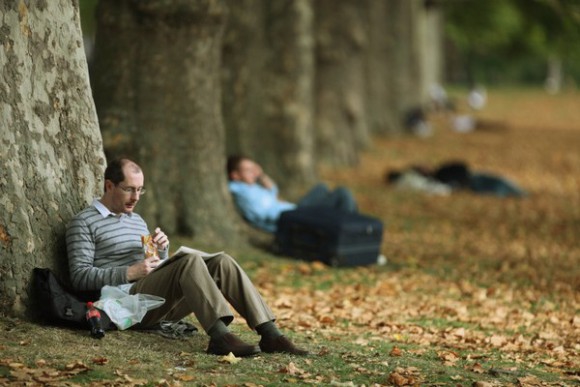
[92,0,241,245]
[314,0,369,168]
[222,0,316,199]
[0,0,104,316]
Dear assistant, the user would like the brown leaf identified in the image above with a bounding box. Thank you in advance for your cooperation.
[92,357,109,365]
[437,351,460,365]
[279,362,301,375]
[388,372,408,386]
[389,346,403,357]
[471,362,485,374]
[176,374,196,381]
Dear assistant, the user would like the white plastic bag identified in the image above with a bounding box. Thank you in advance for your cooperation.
[94,286,165,330]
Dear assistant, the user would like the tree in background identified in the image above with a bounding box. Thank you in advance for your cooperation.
[222,0,317,199]
[0,0,104,316]
[222,0,438,173]
[91,0,242,245]
[314,0,370,167]
[85,0,439,236]
[514,0,580,92]
[443,0,580,89]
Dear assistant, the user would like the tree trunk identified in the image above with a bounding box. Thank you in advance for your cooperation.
[364,0,400,136]
[418,0,443,103]
[222,0,316,199]
[545,55,562,94]
[388,0,425,125]
[92,0,241,245]
[0,0,104,316]
[314,0,369,167]
[222,0,266,158]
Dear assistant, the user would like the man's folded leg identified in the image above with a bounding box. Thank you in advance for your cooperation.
[131,253,261,356]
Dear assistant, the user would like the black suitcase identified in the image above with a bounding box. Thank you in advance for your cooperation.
[274,207,384,267]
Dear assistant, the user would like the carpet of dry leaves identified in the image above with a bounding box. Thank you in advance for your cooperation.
[256,88,580,385]
[0,88,578,386]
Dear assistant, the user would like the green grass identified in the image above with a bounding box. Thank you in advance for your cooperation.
[1,88,579,385]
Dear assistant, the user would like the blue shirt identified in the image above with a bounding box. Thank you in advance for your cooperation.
[228,181,296,232]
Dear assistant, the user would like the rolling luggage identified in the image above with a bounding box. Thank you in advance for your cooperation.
[274,207,384,267]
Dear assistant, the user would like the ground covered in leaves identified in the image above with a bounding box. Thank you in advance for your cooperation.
[1,88,579,386]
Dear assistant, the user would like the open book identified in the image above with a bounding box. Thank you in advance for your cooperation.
[153,246,224,271]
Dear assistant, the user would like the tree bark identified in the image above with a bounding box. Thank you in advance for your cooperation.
[390,0,424,121]
[364,0,400,136]
[0,0,104,316]
[222,0,266,159]
[222,0,316,199]
[314,0,369,167]
[418,0,444,103]
[92,0,242,244]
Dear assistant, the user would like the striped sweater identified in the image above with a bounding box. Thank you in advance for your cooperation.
[65,200,169,291]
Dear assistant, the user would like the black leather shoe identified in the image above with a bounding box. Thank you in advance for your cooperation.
[206,333,261,357]
[259,335,309,356]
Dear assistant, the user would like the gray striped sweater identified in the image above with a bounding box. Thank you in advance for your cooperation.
[66,200,168,291]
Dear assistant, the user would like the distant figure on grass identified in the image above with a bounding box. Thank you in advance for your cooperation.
[386,161,527,198]
[66,158,308,357]
[227,155,358,233]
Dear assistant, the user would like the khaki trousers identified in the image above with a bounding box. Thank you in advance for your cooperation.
[130,252,275,333]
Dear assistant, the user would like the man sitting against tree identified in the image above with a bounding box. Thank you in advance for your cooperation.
[66,158,308,357]
[226,155,358,233]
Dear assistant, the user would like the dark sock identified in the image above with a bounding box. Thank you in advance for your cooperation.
[208,319,229,340]
[256,321,283,339]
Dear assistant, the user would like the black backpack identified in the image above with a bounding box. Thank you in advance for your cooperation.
[32,268,92,328]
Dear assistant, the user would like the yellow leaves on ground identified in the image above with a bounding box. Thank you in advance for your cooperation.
[0,357,160,387]
[0,358,90,386]
[217,352,242,364]
[256,257,579,379]
[388,367,422,386]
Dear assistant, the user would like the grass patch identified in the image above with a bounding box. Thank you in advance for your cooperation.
[1,88,578,385]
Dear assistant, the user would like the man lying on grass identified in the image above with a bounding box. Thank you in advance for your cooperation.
[66,158,308,357]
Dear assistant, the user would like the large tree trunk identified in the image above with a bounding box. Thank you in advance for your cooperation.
[92,0,241,245]
[222,0,316,199]
[364,0,400,136]
[222,0,266,158]
[314,0,369,167]
[0,0,104,316]
[390,0,425,121]
[418,0,444,103]
[261,0,316,198]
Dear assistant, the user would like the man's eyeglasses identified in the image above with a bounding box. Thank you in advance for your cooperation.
[116,185,147,196]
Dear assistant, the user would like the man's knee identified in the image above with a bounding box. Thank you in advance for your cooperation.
[212,253,237,268]
[177,253,205,270]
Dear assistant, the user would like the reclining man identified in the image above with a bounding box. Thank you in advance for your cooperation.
[227,155,358,233]
[66,158,308,357]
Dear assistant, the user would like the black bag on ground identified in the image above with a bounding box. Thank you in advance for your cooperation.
[32,267,99,329]
[274,207,384,267]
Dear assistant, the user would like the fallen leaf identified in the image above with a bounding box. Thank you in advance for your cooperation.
[176,374,196,381]
[218,352,241,364]
[389,346,403,357]
[92,357,109,365]
[279,362,301,375]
